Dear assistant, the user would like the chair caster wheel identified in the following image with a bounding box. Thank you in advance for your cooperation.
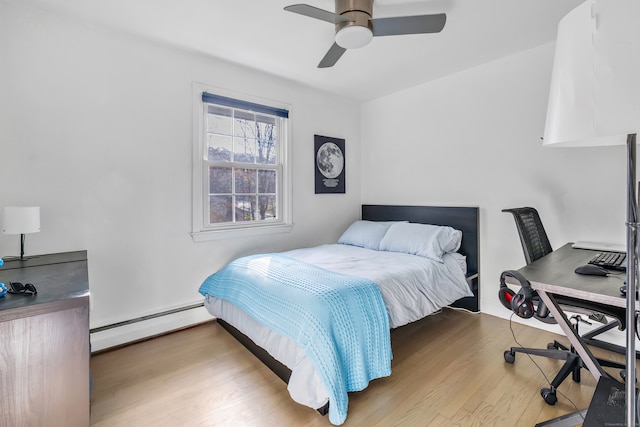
[541,388,557,405]
[547,343,557,350]
[504,350,515,364]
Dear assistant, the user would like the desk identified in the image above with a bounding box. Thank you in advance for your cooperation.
[506,243,634,427]
[506,243,633,378]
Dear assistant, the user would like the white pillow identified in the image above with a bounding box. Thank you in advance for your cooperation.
[338,220,396,250]
[378,222,462,262]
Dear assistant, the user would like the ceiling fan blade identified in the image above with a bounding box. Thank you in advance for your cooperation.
[284,4,349,24]
[371,13,446,37]
[318,43,347,68]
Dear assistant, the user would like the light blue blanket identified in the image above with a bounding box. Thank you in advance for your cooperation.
[198,253,392,425]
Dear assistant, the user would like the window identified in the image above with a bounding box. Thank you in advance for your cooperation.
[192,86,292,240]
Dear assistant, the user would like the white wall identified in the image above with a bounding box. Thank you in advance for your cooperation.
[2,1,632,347]
[0,2,362,339]
[361,43,631,330]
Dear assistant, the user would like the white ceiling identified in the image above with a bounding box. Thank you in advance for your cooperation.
[22,0,583,102]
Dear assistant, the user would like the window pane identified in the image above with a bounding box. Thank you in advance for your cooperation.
[235,195,256,222]
[258,195,276,220]
[233,136,256,163]
[258,169,276,194]
[256,118,277,165]
[235,168,256,194]
[210,167,232,193]
[207,105,232,135]
[207,134,232,161]
[256,114,275,126]
[234,110,256,137]
[209,195,232,223]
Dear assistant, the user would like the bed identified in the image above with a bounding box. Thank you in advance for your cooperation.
[199,205,480,425]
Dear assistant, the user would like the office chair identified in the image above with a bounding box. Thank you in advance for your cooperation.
[501,207,626,405]
[502,207,553,265]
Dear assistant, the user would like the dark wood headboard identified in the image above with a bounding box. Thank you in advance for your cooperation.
[362,204,480,312]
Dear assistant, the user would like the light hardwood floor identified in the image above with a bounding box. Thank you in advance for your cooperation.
[90,309,624,426]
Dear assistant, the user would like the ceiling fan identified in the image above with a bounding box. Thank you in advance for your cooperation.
[284,0,446,68]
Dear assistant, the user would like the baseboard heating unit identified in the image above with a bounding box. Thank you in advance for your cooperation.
[90,302,212,352]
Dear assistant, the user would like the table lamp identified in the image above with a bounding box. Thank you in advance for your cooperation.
[2,206,41,260]
[543,0,640,425]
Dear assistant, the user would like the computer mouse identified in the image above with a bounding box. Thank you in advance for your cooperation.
[574,264,609,276]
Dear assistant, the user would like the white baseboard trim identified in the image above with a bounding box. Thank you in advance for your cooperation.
[90,304,213,352]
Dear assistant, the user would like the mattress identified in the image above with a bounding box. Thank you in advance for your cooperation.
[203,244,472,411]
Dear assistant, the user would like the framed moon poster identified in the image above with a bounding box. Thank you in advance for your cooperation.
[314,135,345,194]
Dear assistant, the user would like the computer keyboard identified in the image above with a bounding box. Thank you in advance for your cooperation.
[588,251,627,271]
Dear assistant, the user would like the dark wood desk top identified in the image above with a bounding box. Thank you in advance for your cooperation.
[0,251,89,317]
[507,243,633,309]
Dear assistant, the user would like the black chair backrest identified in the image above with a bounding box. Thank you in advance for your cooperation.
[502,207,553,265]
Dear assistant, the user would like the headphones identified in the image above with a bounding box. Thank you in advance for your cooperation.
[499,270,535,319]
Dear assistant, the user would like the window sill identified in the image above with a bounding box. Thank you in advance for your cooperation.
[191,223,293,242]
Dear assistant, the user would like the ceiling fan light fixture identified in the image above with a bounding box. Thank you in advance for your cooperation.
[335,25,373,49]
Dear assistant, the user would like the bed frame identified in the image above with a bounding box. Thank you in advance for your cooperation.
[217,204,480,414]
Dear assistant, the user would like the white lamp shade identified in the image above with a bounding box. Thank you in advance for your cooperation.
[543,0,640,147]
[2,206,41,234]
[593,0,640,136]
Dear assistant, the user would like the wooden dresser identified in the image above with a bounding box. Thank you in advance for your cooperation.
[0,251,89,427]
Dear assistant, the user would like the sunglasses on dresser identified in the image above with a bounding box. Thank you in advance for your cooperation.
[7,282,38,296]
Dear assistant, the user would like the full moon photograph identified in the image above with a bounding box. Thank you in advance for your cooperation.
[316,142,344,179]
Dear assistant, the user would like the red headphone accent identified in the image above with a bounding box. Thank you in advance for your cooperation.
[499,270,535,319]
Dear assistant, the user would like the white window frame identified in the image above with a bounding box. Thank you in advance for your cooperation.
[191,83,293,241]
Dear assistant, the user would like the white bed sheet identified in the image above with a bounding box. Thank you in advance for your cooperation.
[203,244,472,410]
